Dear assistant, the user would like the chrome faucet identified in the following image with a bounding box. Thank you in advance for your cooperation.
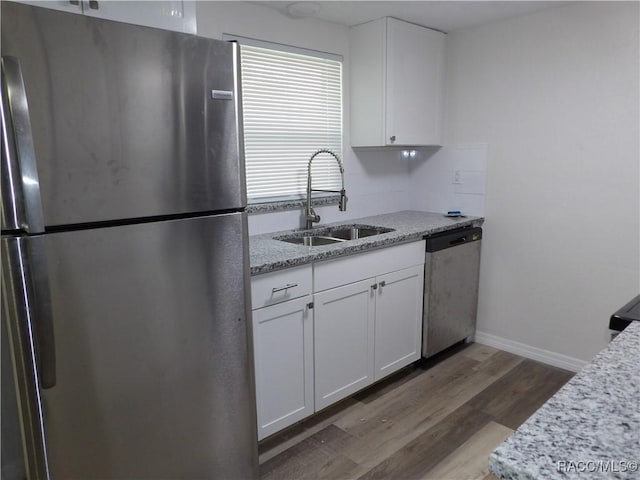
[305,149,347,229]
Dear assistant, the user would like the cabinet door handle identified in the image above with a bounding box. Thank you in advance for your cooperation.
[88,0,99,9]
[389,135,396,143]
[371,284,377,292]
[69,1,80,5]
[271,283,298,293]
[379,280,386,288]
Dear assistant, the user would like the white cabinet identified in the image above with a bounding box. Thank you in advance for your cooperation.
[350,17,445,147]
[314,264,424,409]
[250,265,314,440]
[251,242,425,436]
[251,264,313,310]
[14,1,196,34]
[252,296,313,440]
[313,241,425,409]
[314,279,375,410]
[373,265,424,381]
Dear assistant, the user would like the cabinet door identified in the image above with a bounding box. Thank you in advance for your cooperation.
[252,296,313,440]
[81,0,196,34]
[349,17,386,147]
[314,279,375,411]
[386,18,445,146]
[374,265,424,381]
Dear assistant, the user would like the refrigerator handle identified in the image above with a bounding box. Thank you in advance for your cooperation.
[4,236,57,388]
[1,56,45,233]
[2,237,53,478]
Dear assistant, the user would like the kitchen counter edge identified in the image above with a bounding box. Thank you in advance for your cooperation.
[489,321,640,480]
[249,210,484,276]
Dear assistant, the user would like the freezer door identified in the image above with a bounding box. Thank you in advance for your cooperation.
[2,213,258,479]
[1,2,245,228]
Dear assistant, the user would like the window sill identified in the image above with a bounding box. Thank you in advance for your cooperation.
[247,195,340,214]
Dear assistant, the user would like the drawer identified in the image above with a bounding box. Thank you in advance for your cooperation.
[251,264,313,309]
[314,240,425,292]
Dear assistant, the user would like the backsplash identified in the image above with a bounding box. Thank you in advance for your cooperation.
[409,144,488,217]
[248,149,412,235]
[248,144,488,236]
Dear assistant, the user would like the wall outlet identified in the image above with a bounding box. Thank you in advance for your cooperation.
[454,171,486,194]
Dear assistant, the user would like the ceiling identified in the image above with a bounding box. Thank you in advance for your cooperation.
[258,1,566,33]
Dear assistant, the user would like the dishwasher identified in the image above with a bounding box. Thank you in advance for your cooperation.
[422,226,483,358]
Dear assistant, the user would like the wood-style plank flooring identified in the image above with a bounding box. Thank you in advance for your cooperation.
[258,342,573,480]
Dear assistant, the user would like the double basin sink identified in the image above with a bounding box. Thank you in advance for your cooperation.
[274,224,395,246]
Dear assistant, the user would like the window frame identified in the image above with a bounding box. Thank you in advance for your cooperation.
[224,34,344,206]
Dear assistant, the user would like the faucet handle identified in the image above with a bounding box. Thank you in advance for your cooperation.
[307,206,320,225]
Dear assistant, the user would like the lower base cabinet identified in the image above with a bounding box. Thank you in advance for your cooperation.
[314,265,425,410]
[252,295,313,440]
[374,265,424,381]
[314,279,375,411]
[251,241,426,440]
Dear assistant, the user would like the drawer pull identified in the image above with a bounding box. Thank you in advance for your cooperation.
[272,283,298,293]
[379,281,386,288]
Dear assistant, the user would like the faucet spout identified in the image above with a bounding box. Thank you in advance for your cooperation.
[305,149,347,229]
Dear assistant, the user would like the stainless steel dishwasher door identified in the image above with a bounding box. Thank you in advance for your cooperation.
[422,228,482,358]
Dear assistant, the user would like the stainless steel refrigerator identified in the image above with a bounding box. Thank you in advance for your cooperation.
[1,2,258,479]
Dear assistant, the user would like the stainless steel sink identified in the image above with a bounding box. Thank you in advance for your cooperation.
[277,235,344,246]
[274,224,394,246]
[327,225,394,240]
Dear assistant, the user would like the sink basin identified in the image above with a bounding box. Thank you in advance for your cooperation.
[274,224,394,247]
[276,235,344,246]
[327,225,394,240]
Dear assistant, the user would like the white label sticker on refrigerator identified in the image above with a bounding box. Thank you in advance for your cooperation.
[211,90,234,100]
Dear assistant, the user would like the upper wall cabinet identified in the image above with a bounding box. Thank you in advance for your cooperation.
[13,1,197,34]
[350,17,445,147]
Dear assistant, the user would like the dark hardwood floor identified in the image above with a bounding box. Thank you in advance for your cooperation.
[258,342,573,480]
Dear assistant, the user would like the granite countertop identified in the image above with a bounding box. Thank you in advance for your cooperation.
[249,210,484,275]
[489,321,640,480]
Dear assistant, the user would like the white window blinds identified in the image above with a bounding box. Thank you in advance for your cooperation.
[235,40,343,201]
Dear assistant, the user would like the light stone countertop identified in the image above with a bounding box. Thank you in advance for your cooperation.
[489,321,640,480]
[249,210,484,275]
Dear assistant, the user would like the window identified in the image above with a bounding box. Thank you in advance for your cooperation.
[227,36,343,202]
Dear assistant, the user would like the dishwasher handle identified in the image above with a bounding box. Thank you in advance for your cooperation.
[449,235,468,246]
[427,227,482,252]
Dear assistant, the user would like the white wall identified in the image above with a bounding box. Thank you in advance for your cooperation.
[441,1,639,365]
[196,2,411,235]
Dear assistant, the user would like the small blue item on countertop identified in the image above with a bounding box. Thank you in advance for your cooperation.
[445,210,465,218]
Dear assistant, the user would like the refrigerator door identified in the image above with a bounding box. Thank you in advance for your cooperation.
[1,2,245,228]
[1,235,52,479]
[2,213,258,479]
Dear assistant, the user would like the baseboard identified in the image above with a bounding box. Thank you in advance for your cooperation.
[474,331,587,373]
